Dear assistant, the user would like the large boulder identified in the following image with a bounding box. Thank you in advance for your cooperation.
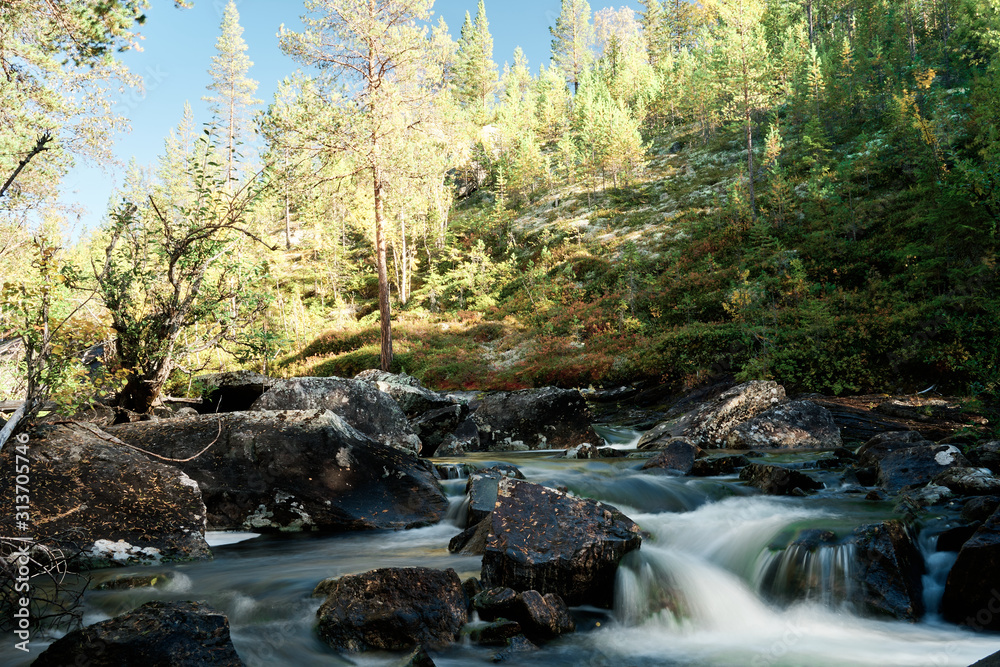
[941,506,1000,630]
[876,444,970,492]
[0,424,210,569]
[638,381,786,449]
[314,567,467,651]
[472,387,600,451]
[108,411,448,532]
[480,478,642,608]
[725,400,842,450]
[739,463,823,496]
[252,377,421,454]
[32,601,243,666]
[848,521,925,621]
[355,370,457,418]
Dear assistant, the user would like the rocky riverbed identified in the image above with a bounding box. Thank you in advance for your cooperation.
[2,374,1000,666]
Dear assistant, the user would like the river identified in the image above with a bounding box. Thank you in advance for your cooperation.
[10,427,1000,666]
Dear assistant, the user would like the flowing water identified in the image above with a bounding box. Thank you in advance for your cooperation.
[7,440,1000,666]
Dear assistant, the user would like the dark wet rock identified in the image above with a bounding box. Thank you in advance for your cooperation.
[963,496,1000,522]
[690,455,750,476]
[876,444,970,492]
[933,467,1000,496]
[855,431,930,467]
[641,439,702,474]
[739,463,823,496]
[941,507,1000,630]
[398,646,437,667]
[435,418,480,456]
[472,387,600,451]
[865,490,886,501]
[472,587,575,641]
[848,521,925,621]
[355,370,456,418]
[252,377,421,454]
[197,370,277,413]
[108,411,448,533]
[449,516,492,555]
[315,567,467,651]
[480,478,642,608]
[968,441,1000,475]
[971,650,1000,667]
[491,635,539,662]
[725,400,841,450]
[638,381,786,449]
[936,524,980,553]
[469,619,523,646]
[412,404,469,457]
[32,600,243,666]
[834,447,859,461]
[462,577,484,609]
[94,573,172,591]
[0,424,210,569]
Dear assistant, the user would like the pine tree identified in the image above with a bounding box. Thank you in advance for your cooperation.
[551,0,596,94]
[205,0,260,188]
[455,0,498,120]
[281,0,438,371]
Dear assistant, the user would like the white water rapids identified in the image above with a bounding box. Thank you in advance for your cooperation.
[8,450,1000,666]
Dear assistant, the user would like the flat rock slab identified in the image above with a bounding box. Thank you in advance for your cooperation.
[314,567,467,651]
[481,478,641,608]
[32,600,243,666]
[726,400,842,450]
[472,387,600,451]
[252,377,421,453]
[108,410,448,532]
[0,424,210,569]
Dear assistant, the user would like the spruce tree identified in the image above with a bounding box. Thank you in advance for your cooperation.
[205,0,260,188]
[455,0,498,120]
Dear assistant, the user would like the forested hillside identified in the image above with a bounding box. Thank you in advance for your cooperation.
[2,0,998,426]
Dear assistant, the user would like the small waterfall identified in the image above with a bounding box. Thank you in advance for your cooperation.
[919,529,959,620]
[445,495,471,527]
[756,538,857,608]
[435,463,474,480]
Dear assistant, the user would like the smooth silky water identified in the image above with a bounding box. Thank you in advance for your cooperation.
[10,443,1000,666]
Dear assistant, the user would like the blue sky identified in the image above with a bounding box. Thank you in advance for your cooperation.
[63,0,644,232]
